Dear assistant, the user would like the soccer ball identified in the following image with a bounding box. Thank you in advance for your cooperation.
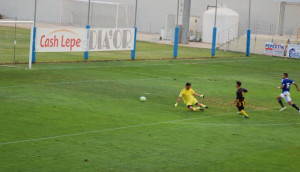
[140,96,147,102]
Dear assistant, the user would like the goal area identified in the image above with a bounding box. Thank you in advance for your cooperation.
[60,0,132,28]
[0,20,33,69]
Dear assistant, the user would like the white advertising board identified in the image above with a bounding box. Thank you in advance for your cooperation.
[35,28,135,52]
[35,28,87,52]
[287,44,300,59]
[89,28,135,51]
[264,42,286,57]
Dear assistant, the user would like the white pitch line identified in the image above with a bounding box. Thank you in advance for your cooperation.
[172,122,300,127]
[0,108,273,146]
[0,65,25,69]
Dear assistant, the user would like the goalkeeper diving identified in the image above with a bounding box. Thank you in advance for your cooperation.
[175,83,208,111]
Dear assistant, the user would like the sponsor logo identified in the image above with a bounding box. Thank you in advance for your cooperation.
[39,29,82,51]
[264,42,285,57]
[289,48,300,58]
[89,29,133,51]
[265,43,285,50]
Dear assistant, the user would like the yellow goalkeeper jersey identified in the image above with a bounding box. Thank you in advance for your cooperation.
[179,88,197,105]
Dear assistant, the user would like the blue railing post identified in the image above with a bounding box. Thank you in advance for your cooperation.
[131,27,137,60]
[84,25,90,60]
[173,26,179,58]
[246,29,251,57]
[211,27,217,57]
[32,26,37,63]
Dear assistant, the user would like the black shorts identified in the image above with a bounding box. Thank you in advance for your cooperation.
[187,102,199,109]
[236,100,246,111]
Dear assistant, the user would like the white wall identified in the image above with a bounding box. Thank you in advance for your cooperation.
[0,0,64,23]
[0,0,35,21]
[0,0,299,35]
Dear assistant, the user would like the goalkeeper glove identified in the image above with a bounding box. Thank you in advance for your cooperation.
[174,103,178,107]
[200,94,205,98]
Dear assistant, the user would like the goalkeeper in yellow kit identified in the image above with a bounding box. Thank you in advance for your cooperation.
[175,83,208,111]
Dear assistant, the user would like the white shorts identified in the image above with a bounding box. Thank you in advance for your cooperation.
[280,91,292,102]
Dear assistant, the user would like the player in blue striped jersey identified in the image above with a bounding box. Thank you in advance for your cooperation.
[277,73,300,114]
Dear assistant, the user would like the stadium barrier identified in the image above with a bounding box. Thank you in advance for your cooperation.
[264,42,300,59]
[34,27,136,58]
[286,44,300,59]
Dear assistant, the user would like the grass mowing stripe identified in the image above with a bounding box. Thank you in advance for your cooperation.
[37,59,285,69]
[0,58,288,71]
[172,122,300,127]
[0,77,171,89]
[0,72,232,89]
[0,108,273,146]
[119,69,171,78]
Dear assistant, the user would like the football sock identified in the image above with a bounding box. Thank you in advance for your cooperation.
[193,107,201,111]
[240,110,249,117]
[292,104,300,111]
[278,99,284,108]
[200,104,206,108]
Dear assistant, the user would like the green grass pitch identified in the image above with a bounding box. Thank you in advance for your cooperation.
[1,23,300,172]
[1,53,300,171]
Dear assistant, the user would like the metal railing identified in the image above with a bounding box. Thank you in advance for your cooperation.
[217,20,278,46]
[217,23,240,45]
[250,20,276,35]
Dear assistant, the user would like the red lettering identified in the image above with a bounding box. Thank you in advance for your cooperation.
[65,39,70,48]
[76,39,81,47]
[49,38,53,47]
[59,36,81,51]
[40,35,45,47]
[70,39,76,51]
[45,38,49,47]
[54,35,59,47]
[40,31,83,51]
[61,36,65,47]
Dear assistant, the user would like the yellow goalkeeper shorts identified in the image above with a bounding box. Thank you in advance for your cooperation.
[186,99,198,106]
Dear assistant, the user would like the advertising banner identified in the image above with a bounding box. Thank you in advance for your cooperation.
[287,44,300,59]
[35,28,135,52]
[264,42,286,57]
[89,28,135,51]
[35,28,87,52]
